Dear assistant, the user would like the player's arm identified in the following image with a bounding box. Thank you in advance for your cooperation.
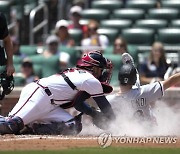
[73,91,115,120]
[161,72,180,90]
[81,78,115,119]
[93,96,115,120]
[1,13,15,76]
[3,35,15,76]
[73,91,94,115]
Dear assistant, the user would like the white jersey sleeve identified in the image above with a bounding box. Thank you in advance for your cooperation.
[81,78,104,97]
[140,81,164,104]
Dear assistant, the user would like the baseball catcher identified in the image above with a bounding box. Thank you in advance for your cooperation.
[0,51,115,135]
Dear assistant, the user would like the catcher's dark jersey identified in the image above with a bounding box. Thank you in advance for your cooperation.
[0,12,9,40]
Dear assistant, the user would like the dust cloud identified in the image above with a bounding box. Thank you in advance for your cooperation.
[81,100,180,136]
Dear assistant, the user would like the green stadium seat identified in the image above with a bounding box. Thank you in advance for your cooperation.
[28,55,44,65]
[122,28,155,45]
[104,45,138,65]
[0,1,10,21]
[134,19,168,31]
[13,55,23,64]
[157,28,180,45]
[104,46,113,54]
[20,45,37,56]
[28,53,59,78]
[97,28,119,44]
[92,0,123,12]
[33,64,42,78]
[100,19,132,33]
[162,0,180,9]
[28,55,44,77]
[14,76,25,86]
[171,20,180,27]
[14,64,21,73]
[126,0,156,10]
[147,8,179,21]
[81,9,109,21]
[68,29,82,45]
[42,55,59,77]
[0,66,6,74]
[127,45,138,65]
[113,9,145,22]
[24,0,37,15]
[104,54,122,86]
[13,55,23,73]
[59,46,79,66]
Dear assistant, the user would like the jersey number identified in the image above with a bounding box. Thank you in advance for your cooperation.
[136,98,146,107]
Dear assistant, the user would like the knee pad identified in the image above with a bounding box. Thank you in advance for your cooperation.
[0,116,24,135]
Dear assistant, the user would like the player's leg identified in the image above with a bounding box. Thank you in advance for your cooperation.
[22,107,83,135]
[0,83,35,135]
[0,83,55,135]
[31,107,82,135]
[0,116,24,135]
[8,82,56,125]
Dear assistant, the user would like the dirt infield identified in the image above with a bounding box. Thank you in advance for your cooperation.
[0,135,180,151]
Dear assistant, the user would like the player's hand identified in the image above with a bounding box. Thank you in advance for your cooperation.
[91,110,109,130]
[6,64,15,76]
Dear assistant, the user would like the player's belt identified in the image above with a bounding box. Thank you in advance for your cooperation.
[34,80,54,104]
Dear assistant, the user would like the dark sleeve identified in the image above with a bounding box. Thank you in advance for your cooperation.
[0,13,9,39]
[73,91,115,120]
[93,96,115,120]
[73,91,94,115]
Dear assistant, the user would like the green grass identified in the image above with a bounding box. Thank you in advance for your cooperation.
[1,147,180,154]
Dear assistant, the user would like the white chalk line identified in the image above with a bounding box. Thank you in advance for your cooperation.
[0,136,98,142]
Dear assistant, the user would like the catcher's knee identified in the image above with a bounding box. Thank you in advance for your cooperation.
[0,116,24,135]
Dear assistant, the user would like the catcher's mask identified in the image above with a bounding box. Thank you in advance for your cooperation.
[0,71,14,100]
[77,51,113,94]
[77,51,113,82]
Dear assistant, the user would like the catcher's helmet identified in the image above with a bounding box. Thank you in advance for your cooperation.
[77,51,107,69]
[77,51,113,82]
[118,64,137,86]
